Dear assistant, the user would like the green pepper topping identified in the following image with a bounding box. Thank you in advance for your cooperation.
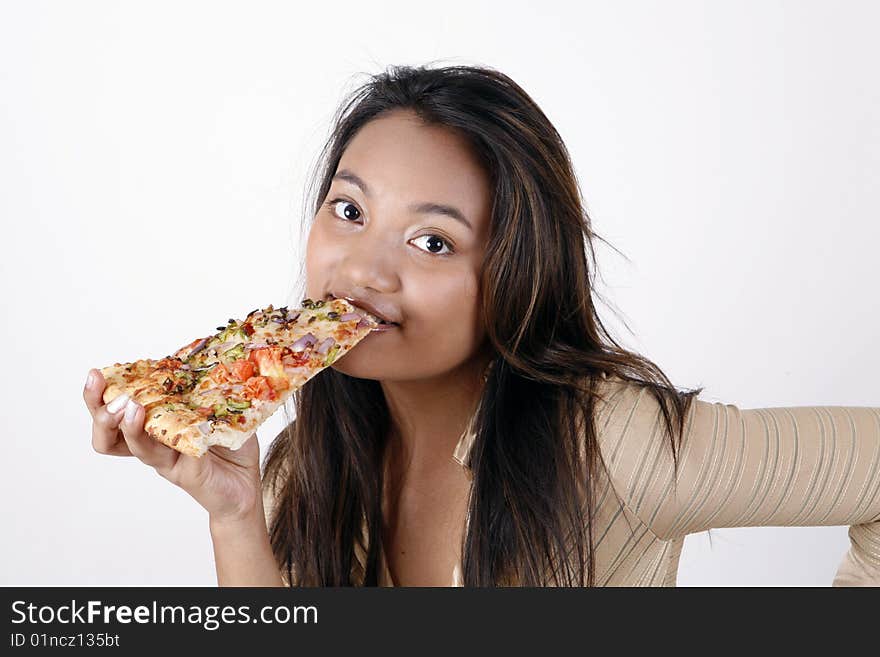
[223,344,246,361]
[323,345,340,366]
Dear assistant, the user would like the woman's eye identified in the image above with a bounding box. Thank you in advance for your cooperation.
[325,197,454,257]
[411,234,454,256]
[328,199,361,222]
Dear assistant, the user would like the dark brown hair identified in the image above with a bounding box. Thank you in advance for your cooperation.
[262,63,703,586]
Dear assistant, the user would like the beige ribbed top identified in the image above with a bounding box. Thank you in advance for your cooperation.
[265,371,880,586]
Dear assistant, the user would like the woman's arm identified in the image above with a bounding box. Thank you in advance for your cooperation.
[209,501,284,587]
[595,377,880,585]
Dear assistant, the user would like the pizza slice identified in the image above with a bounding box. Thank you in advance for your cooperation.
[99,295,380,457]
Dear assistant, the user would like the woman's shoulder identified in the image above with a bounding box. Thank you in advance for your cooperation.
[589,372,678,438]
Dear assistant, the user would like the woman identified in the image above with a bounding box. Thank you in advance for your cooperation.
[84,64,880,586]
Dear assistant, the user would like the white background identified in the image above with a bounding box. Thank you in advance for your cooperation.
[1,0,877,585]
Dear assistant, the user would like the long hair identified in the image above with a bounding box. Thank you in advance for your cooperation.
[262,63,703,586]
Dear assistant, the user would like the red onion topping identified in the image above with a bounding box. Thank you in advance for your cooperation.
[188,337,209,358]
[290,332,317,352]
[197,421,213,435]
[315,337,336,355]
[339,312,362,322]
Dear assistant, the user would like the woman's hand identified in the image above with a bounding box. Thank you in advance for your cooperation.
[83,368,263,523]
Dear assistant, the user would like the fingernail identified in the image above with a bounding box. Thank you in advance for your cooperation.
[124,399,139,423]
[107,393,130,414]
[85,371,95,388]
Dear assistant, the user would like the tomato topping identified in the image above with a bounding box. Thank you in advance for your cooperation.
[242,322,255,337]
[250,347,287,379]
[268,376,290,392]
[243,376,277,401]
[208,363,235,385]
[237,415,246,424]
[229,359,255,382]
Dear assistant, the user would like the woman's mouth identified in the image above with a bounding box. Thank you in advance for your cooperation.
[371,321,400,332]
[328,293,402,330]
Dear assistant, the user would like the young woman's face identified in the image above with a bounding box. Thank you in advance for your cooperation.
[305,109,492,381]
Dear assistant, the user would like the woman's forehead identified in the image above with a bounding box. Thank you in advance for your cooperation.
[341,113,485,186]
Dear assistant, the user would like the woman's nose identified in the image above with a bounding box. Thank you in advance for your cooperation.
[337,233,400,291]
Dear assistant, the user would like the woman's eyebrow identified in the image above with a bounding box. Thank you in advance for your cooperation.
[333,169,473,231]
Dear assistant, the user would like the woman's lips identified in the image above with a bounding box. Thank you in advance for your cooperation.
[370,322,399,332]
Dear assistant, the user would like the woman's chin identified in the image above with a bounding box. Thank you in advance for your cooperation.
[328,347,394,380]
[326,327,398,369]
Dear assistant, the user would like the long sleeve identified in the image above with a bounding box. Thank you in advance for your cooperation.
[594,376,880,585]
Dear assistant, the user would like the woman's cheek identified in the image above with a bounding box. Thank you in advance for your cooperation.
[444,291,484,354]
[305,223,337,274]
